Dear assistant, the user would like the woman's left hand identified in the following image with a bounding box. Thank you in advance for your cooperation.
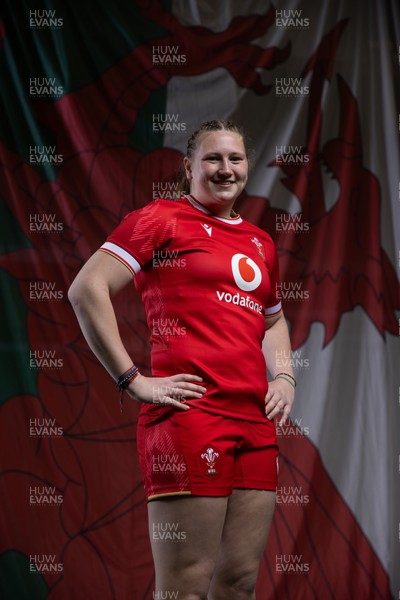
[265,377,295,425]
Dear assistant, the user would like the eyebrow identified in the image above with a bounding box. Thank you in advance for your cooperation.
[202,151,246,158]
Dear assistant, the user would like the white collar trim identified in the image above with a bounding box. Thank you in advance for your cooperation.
[185,195,243,225]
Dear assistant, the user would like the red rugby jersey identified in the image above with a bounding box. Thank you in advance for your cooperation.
[100,195,281,423]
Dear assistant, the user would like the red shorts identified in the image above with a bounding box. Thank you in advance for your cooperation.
[137,407,278,502]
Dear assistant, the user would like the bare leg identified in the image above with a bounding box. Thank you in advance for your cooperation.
[148,495,229,600]
[208,489,276,600]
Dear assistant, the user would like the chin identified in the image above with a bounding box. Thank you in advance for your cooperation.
[215,190,240,202]
[210,194,233,205]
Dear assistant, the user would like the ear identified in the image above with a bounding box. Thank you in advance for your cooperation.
[183,157,192,180]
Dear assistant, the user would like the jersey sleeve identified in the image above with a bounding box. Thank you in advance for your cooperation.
[264,242,282,317]
[99,200,177,275]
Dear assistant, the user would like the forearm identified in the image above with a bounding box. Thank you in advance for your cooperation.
[262,312,294,380]
[263,311,295,424]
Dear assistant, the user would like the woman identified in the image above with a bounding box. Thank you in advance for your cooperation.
[68,120,295,599]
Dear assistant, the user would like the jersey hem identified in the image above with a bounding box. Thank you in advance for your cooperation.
[178,403,271,425]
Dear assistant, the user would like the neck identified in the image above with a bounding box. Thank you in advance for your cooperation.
[189,195,237,219]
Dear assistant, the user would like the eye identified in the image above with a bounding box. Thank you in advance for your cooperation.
[230,156,244,163]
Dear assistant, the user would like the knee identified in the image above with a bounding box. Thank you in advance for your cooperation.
[155,594,206,600]
[209,570,257,600]
[183,560,215,598]
[156,558,215,600]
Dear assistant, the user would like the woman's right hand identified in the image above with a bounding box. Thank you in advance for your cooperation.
[126,373,207,410]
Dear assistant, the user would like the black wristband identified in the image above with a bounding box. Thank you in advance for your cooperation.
[275,372,296,387]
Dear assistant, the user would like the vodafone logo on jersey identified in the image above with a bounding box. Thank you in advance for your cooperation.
[216,253,264,315]
[231,254,262,292]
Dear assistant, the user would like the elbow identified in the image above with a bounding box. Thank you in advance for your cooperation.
[67,279,83,309]
[68,274,108,310]
[68,274,93,309]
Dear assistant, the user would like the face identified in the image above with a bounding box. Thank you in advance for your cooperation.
[184,131,248,216]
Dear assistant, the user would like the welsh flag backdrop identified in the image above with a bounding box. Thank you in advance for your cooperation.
[0,1,399,599]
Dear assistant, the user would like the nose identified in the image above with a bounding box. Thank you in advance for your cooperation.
[218,158,233,176]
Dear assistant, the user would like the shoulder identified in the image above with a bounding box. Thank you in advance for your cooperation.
[130,197,188,219]
[118,198,188,227]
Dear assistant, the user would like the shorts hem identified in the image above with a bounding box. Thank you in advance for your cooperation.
[233,482,277,491]
[147,486,234,500]
[190,487,232,497]
[148,491,192,502]
[146,484,276,501]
